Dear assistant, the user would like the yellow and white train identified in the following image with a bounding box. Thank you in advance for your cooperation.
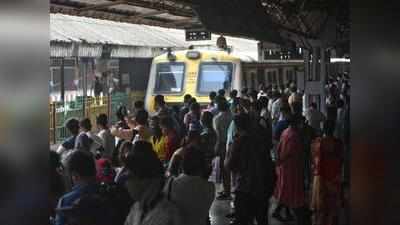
[144,48,303,113]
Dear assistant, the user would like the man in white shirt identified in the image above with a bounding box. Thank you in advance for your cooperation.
[96,114,115,159]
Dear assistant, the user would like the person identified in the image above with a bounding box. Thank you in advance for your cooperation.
[76,118,103,155]
[167,123,201,177]
[50,151,65,222]
[167,147,215,225]
[225,113,276,225]
[124,141,183,225]
[273,117,309,225]
[55,150,98,225]
[94,76,103,98]
[149,116,167,164]
[213,99,233,200]
[96,114,115,159]
[240,88,249,100]
[95,157,115,183]
[305,102,326,136]
[159,116,180,164]
[335,99,346,142]
[179,94,193,132]
[114,141,132,185]
[271,92,283,125]
[154,94,181,137]
[272,105,291,142]
[218,89,226,99]
[183,102,201,131]
[56,118,80,165]
[207,91,218,115]
[199,111,217,178]
[311,121,343,225]
[298,116,317,191]
[111,109,151,143]
[228,90,238,107]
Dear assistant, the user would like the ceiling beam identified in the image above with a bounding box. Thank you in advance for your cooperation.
[120,0,195,17]
[132,10,168,19]
[78,1,127,12]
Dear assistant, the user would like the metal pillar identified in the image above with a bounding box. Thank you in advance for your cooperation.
[60,57,65,103]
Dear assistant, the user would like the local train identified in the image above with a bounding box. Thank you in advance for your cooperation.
[144,48,303,113]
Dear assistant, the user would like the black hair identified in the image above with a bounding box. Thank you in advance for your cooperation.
[290,86,297,93]
[218,89,226,96]
[125,141,164,179]
[154,95,165,105]
[134,100,144,109]
[96,114,108,128]
[116,105,128,121]
[79,118,92,131]
[190,102,200,112]
[258,96,269,108]
[230,89,238,98]
[66,118,80,135]
[134,110,149,126]
[68,150,96,177]
[241,88,248,95]
[183,147,206,176]
[189,97,197,105]
[209,91,217,100]
[184,94,192,103]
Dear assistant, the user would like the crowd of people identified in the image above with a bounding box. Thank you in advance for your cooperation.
[50,75,350,225]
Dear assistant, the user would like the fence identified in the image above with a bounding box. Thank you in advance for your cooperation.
[49,91,145,145]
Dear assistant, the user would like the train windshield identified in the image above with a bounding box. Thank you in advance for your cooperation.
[154,62,185,93]
[197,62,233,94]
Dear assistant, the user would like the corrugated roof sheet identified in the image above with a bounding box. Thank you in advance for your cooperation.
[50,13,258,59]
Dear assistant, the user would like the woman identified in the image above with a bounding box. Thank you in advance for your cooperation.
[273,117,308,225]
[311,121,343,225]
[159,116,180,163]
[149,116,167,164]
[124,141,182,225]
[167,123,201,177]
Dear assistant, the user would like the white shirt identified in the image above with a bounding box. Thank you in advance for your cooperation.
[97,129,115,158]
[168,174,215,225]
[271,98,282,121]
[305,108,325,131]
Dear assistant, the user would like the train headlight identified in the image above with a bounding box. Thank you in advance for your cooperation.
[186,51,201,60]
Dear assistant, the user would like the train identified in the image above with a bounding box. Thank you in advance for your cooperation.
[144,48,303,113]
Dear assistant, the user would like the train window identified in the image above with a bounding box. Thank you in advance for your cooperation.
[154,62,185,94]
[197,62,233,94]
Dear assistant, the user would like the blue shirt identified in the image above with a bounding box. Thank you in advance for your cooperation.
[61,136,76,150]
[55,183,98,225]
[273,119,289,141]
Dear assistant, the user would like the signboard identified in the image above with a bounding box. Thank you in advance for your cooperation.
[185,29,211,41]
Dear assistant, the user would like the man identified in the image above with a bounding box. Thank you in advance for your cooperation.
[94,76,102,98]
[213,99,233,200]
[305,102,326,136]
[96,114,115,159]
[55,150,97,225]
[207,91,218,115]
[56,118,80,165]
[154,94,181,137]
[76,118,103,155]
[225,113,276,225]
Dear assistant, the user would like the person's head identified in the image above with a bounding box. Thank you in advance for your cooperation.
[190,102,201,114]
[96,114,108,129]
[134,100,144,110]
[234,113,251,133]
[323,120,336,136]
[95,76,99,81]
[184,94,192,104]
[290,86,297,93]
[154,95,165,109]
[209,91,217,102]
[230,89,238,99]
[134,109,149,126]
[183,146,206,176]
[116,105,128,121]
[241,88,248,96]
[159,116,174,135]
[201,111,213,128]
[189,97,197,105]
[118,141,133,166]
[79,118,92,132]
[258,96,269,109]
[218,89,226,97]
[68,150,96,185]
[125,141,164,203]
[66,118,80,136]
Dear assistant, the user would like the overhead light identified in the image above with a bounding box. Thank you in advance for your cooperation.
[186,51,201,60]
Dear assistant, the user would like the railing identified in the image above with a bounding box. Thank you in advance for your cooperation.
[49,91,145,145]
